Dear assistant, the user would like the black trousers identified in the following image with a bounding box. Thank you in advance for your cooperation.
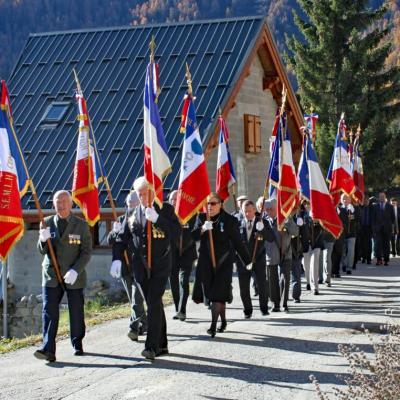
[390,233,399,256]
[137,275,168,352]
[374,228,391,262]
[238,262,268,316]
[170,259,193,314]
[267,265,280,307]
[279,259,292,307]
[332,241,344,276]
[359,226,372,263]
[42,285,85,355]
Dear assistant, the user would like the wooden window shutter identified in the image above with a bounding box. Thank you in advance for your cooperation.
[244,114,261,154]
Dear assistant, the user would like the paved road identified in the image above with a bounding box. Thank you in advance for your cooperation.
[1,259,399,400]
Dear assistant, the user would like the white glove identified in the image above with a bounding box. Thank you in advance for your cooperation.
[110,260,122,278]
[246,263,253,271]
[296,217,304,226]
[145,207,159,223]
[256,221,264,231]
[112,221,123,233]
[64,269,78,285]
[347,204,355,213]
[201,220,213,232]
[39,227,51,242]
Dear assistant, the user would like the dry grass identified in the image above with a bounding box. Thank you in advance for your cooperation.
[311,321,400,400]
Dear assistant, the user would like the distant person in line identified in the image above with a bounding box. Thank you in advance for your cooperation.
[35,190,92,362]
[108,191,148,341]
[390,198,399,257]
[235,199,274,318]
[372,191,395,266]
[359,195,373,264]
[340,194,360,275]
[192,193,251,337]
[263,198,299,312]
[168,190,198,322]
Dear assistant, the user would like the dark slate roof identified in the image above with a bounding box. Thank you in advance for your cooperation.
[8,16,265,209]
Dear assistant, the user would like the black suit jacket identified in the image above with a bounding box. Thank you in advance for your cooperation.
[173,215,198,265]
[236,215,274,272]
[121,202,179,282]
[372,202,395,235]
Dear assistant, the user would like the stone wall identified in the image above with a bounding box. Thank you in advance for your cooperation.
[206,55,277,212]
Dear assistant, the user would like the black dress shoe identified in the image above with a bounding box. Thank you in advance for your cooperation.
[283,306,289,313]
[271,307,280,312]
[217,320,227,333]
[384,261,389,266]
[244,313,252,319]
[294,299,301,303]
[346,270,352,275]
[74,349,84,356]
[141,348,156,360]
[127,330,139,341]
[156,347,169,357]
[306,284,311,291]
[34,349,56,362]
[261,310,270,316]
[314,290,319,295]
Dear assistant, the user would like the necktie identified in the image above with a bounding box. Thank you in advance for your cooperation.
[58,218,68,237]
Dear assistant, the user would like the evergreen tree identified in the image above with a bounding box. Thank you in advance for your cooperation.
[287,0,400,189]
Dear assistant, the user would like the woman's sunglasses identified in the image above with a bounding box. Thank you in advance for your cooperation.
[207,201,220,206]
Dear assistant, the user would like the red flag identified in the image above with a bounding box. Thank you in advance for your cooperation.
[277,115,298,229]
[0,80,29,261]
[72,92,101,226]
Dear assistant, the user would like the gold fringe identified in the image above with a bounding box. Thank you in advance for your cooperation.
[71,195,100,227]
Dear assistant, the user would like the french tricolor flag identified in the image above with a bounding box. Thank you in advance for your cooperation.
[299,130,343,238]
[175,94,210,224]
[326,114,355,205]
[143,62,171,206]
[0,80,29,261]
[216,116,236,201]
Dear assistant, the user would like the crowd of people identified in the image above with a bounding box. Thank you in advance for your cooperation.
[33,179,399,362]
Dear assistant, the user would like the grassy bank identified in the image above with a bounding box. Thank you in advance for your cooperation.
[0,290,173,354]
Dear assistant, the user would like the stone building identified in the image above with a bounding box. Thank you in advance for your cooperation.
[6,16,303,299]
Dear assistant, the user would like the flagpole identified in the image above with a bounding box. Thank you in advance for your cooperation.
[6,105,65,288]
[72,69,131,271]
[186,63,216,268]
[1,260,8,338]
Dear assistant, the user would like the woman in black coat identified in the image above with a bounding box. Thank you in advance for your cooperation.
[192,193,251,337]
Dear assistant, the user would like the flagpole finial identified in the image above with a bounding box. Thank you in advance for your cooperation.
[349,128,354,144]
[340,112,345,120]
[73,68,82,95]
[356,124,362,137]
[310,105,314,114]
[218,106,222,117]
[149,35,156,63]
[185,62,193,96]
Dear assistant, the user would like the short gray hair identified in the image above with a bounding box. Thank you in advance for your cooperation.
[133,176,149,192]
[169,190,178,202]
[53,190,72,203]
[264,198,277,209]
